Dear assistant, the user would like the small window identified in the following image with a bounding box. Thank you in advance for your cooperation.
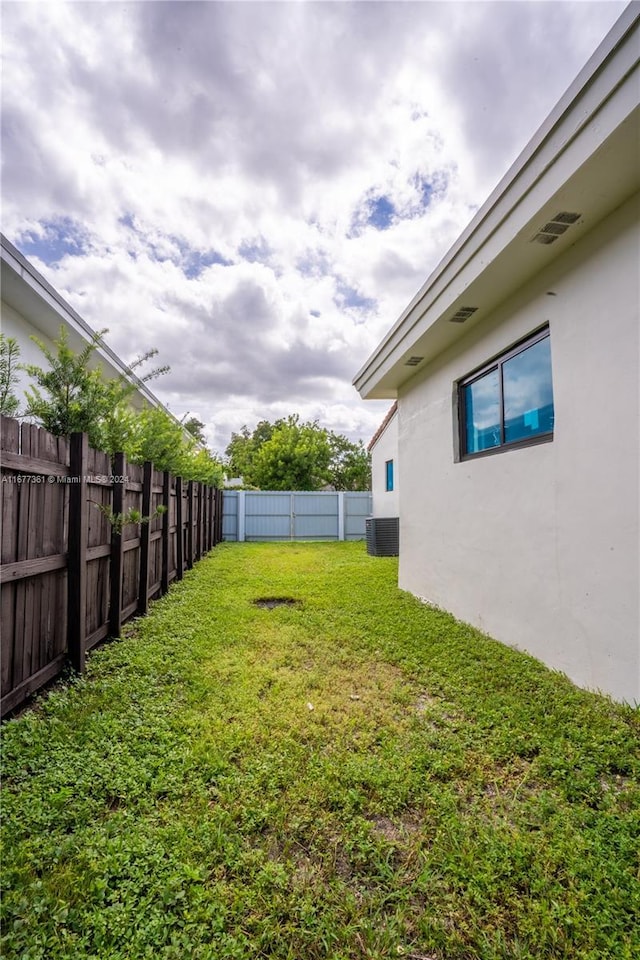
[385,459,394,491]
[459,327,554,458]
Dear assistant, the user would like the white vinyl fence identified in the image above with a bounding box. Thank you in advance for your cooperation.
[222,491,372,542]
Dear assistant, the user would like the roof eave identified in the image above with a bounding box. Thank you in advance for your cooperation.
[353,7,640,400]
[1,234,173,416]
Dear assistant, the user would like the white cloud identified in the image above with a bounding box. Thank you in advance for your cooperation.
[1,0,626,454]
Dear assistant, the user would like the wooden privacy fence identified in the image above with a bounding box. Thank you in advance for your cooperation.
[0,416,223,718]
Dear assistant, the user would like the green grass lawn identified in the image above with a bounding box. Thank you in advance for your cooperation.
[1,541,638,960]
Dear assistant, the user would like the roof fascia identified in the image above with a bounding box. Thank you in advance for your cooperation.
[1,233,171,415]
[354,6,639,393]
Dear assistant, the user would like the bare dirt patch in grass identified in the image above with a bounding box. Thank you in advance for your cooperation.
[253,596,302,609]
[366,809,424,843]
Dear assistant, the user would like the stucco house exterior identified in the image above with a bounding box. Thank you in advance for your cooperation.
[354,9,639,703]
[368,402,399,519]
[1,233,169,416]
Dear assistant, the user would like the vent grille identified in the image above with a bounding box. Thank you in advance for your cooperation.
[541,221,569,236]
[449,306,478,324]
[405,356,424,366]
[531,211,581,245]
[552,211,581,224]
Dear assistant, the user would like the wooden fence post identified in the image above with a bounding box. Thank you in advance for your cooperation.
[68,432,88,674]
[208,486,214,550]
[161,470,170,594]
[109,452,126,638]
[175,476,184,580]
[200,482,207,557]
[137,462,152,615]
[195,483,202,560]
[187,481,194,569]
[205,486,209,550]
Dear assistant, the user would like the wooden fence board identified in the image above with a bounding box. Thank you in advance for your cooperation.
[175,476,184,580]
[186,482,194,570]
[1,478,17,563]
[0,451,70,477]
[31,576,43,674]
[161,471,170,594]
[0,653,67,717]
[0,416,20,452]
[121,462,143,623]
[13,578,27,688]
[122,547,140,620]
[0,417,218,716]
[1,583,15,696]
[137,462,152,617]
[109,452,125,639]
[40,576,52,667]
[0,554,67,582]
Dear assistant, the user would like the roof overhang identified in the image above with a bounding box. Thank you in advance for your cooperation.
[354,8,640,400]
[1,234,168,413]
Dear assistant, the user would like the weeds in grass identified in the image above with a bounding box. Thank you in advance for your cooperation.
[1,542,638,959]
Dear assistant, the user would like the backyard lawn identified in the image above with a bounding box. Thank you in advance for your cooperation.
[1,541,638,960]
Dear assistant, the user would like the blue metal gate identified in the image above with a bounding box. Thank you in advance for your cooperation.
[222,490,371,541]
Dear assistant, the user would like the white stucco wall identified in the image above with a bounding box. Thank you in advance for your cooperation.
[1,297,161,415]
[398,194,639,703]
[1,301,57,411]
[370,410,399,517]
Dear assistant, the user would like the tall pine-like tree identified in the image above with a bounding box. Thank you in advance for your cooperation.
[0,334,21,417]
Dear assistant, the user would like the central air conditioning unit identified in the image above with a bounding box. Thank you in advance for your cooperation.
[366,517,399,557]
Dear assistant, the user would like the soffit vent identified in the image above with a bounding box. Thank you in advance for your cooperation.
[405,355,424,366]
[449,306,478,324]
[531,211,582,245]
[552,211,581,224]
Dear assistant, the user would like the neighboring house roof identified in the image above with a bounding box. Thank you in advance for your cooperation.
[1,233,171,415]
[354,7,639,400]
[368,402,398,452]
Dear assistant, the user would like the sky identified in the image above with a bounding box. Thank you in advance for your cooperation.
[1,0,627,457]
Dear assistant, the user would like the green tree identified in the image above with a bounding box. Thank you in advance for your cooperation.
[181,415,207,445]
[129,406,192,476]
[327,433,371,491]
[225,419,275,480]
[96,400,141,462]
[224,415,370,491]
[186,445,225,486]
[127,406,223,486]
[0,334,21,417]
[95,348,169,455]
[252,416,332,490]
[20,325,223,485]
[22,326,168,452]
[23,327,112,444]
